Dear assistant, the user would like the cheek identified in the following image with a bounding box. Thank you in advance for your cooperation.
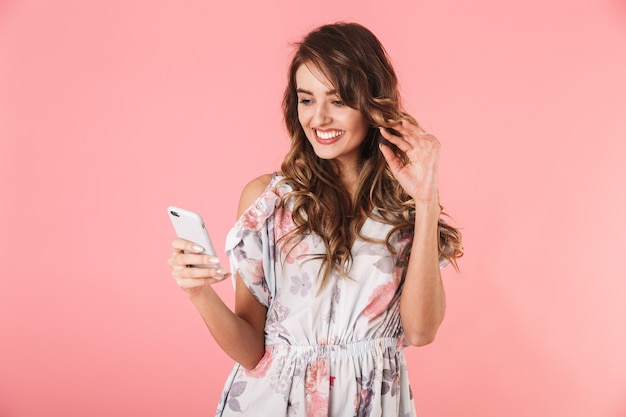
[344,109,365,127]
[297,107,310,127]
[359,120,370,135]
[348,114,369,135]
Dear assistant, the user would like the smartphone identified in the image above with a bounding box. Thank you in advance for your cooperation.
[167,206,221,269]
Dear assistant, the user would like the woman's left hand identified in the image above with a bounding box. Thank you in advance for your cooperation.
[378,119,440,206]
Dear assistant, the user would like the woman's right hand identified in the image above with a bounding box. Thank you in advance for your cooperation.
[168,238,231,296]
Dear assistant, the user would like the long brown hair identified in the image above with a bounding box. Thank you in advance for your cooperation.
[279,22,463,284]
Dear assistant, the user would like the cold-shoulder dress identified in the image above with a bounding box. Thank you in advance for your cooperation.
[218,174,438,417]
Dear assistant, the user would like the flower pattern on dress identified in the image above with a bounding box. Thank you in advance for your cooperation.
[243,254,264,285]
[290,272,312,297]
[274,207,295,241]
[305,358,330,417]
[225,381,247,412]
[240,192,280,231]
[355,369,375,417]
[381,347,400,396]
[323,281,341,324]
[362,281,398,319]
[268,352,298,401]
[218,174,425,417]
[266,299,292,342]
[284,240,310,264]
[245,349,273,378]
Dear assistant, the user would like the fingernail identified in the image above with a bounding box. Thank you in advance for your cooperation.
[192,245,204,253]
[216,268,227,275]
[209,257,220,265]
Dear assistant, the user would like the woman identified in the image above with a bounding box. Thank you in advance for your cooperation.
[169,22,462,417]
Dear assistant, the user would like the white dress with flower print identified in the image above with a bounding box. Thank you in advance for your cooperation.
[218,174,430,417]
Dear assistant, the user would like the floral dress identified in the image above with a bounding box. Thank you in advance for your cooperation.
[218,174,434,417]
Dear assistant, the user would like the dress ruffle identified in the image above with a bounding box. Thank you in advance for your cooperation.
[224,174,283,308]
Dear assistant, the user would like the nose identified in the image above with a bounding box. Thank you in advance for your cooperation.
[312,102,331,126]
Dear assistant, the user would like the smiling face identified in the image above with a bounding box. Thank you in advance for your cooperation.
[295,63,370,170]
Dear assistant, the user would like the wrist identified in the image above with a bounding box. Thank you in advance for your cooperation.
[413,201,441,223]
[187,283,217,303]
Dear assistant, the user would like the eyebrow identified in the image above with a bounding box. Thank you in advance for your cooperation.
[296,88,338,96]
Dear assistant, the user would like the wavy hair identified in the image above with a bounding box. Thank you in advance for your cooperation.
[279,22,463,284]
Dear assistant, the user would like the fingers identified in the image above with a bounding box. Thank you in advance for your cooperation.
[379,126,413,153]
[396,119,425,135]
[169,253,226,277]
[396,120,440,148]
[378,140,405,173]
[399,120,435,139]
[171,237,205,254]
[174,266,230,281]
[379,120,440,154]
[170,238,221,267]
[170,252,220,267]
[169,244,221,270]
[174,275,231,290]
[170,261,231,286]
[169,238,229,288]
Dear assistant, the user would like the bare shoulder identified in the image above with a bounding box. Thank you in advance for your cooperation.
[236,173,274,218]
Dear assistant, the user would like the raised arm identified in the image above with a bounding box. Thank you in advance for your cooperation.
[379,120,446,346]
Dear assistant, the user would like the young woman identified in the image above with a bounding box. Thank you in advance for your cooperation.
[169,22,462,417]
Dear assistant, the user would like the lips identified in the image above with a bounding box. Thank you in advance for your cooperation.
[314,129,345,145]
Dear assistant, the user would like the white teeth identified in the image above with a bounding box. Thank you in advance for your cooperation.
[315,130,344,140]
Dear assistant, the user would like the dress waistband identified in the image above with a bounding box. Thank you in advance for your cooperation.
[265,337,403,359]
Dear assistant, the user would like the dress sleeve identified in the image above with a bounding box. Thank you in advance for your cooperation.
[224,177,281,308]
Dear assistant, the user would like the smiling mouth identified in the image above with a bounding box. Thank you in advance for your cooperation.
[314,129,345,142]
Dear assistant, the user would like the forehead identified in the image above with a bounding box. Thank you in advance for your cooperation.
[295,63,336,93]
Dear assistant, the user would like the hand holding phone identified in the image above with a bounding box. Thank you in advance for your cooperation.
[168,206,221,270]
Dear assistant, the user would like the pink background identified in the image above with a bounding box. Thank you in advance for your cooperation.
[1,0,626,416]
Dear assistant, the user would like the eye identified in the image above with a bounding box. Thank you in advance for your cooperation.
[332,100,344,107]
[297,97,313,105]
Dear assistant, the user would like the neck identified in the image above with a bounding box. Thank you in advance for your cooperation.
[336,160,360,199]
